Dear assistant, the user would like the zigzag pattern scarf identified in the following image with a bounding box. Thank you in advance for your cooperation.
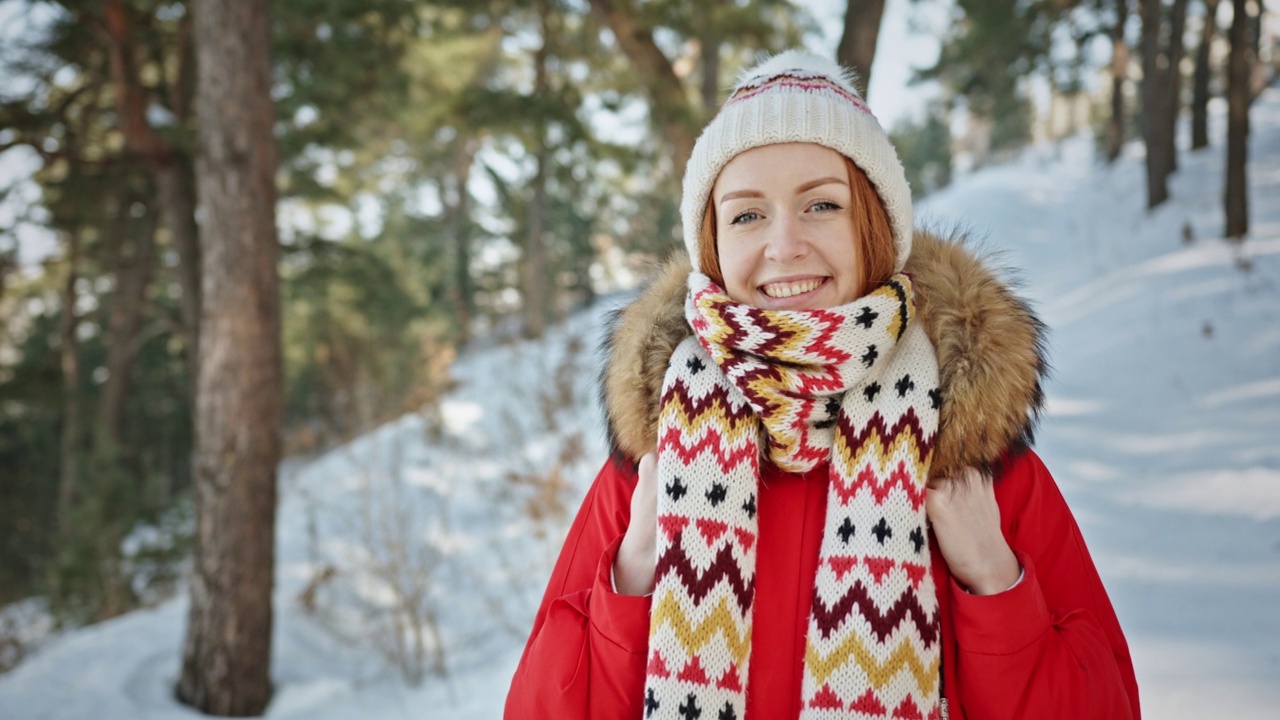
[642,273,942,720]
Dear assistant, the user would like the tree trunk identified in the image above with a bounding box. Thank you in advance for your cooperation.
[1166,0,1191,171]
[522,144,549,339]
[101,0,202,392]
[58,230,83,522]
[98,203,158,448]
[449,140,477,345]
[0,252,12,301]
[699,25,721,112]
[156,159,202,383]
[1108,0,1131,163]
[102,0,167,165]
[523,5,551,340]
[586,0,699,180]
[1248,0,1266,103]
[1141,0,1172,207]
[1224,0,1250,239]
[837,0,887,98]
[1192,0,1222,149]
[176,0,282,715]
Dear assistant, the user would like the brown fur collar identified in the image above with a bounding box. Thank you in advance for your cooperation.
[599,228,1048,481]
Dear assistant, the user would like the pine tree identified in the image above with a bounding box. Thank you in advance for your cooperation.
[837,0,887,98]
[1224,0,1250,238]
[1108,0,1132,164]
[1191,0,1222,150]
[176,0,281,713]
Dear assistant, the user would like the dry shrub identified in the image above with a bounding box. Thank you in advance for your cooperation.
[415,331,459,443]
[497,330,590,536]
[300,441,450,687]
[296,564,337,615]
[0,621,24,675]
[500,431,582,534]
[539,335,584,430]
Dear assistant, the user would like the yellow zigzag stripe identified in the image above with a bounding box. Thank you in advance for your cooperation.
[752,311,819,358]
[658,394,756,444]
[831,422,932,481]
[696,297,736,349]
[804,633,940,696]
[650,591,751,666]
[696,294,831,365]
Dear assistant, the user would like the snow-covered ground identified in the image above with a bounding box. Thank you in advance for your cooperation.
[3,90,1279,719]
[918,91,1280,720]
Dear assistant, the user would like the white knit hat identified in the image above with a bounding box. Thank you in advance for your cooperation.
[680,50,913,273]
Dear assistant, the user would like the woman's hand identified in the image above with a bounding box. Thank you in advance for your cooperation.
[925,466,1021,595]
[614,452,659,596]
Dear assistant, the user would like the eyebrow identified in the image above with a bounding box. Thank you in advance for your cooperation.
[717,176,848,206]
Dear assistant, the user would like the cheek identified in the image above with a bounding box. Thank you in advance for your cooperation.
[715,235,756,300]
[812,225,861,295]
[832,239,863,297]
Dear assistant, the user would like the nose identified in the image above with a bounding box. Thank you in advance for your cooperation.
[763,213,808,262]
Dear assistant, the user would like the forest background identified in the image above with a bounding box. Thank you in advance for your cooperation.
[0,0,1276,715]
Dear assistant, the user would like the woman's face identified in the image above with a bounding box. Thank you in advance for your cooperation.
[712,143,862,310]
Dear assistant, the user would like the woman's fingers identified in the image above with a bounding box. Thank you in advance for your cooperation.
[925,467,1021,595]
[614,452,660,595]
[636,452,657,513]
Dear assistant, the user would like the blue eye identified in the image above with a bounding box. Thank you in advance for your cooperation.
[810,200,842,212]
[730,210,762,225]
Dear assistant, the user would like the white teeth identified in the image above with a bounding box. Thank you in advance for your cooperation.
[762,279,822,298]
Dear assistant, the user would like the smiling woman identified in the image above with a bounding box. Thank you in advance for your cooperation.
[506,50,1140,720]
[701,144,897,311]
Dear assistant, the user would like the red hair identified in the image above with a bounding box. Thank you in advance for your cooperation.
[700,156,896,298]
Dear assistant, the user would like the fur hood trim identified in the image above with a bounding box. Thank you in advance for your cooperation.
[600,228,1049,481]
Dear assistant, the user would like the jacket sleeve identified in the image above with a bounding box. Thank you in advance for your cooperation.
[504,456,652,720]
[949,450,1141,720]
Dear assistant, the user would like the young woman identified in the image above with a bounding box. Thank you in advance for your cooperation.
[505,51,1140,720]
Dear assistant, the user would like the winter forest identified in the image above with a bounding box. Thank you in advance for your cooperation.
[0,0,1278,718]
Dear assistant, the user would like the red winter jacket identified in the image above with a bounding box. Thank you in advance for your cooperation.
[504,449,1139,720]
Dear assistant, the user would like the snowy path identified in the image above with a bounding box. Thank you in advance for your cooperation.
[920,92,1280,719]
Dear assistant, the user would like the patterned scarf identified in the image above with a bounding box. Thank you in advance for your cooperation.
[642,273,941,720]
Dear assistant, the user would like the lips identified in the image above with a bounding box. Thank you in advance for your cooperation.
[760,277,826,299]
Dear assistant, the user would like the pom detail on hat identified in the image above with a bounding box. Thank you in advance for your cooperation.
[680,50,913,275]
[732,50,861,95]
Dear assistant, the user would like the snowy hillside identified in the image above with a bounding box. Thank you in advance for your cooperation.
[2,90,1279,719]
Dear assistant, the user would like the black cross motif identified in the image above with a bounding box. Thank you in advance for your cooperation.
[666,476,688,501]
[872,517,893,545]
[706,483,728,507]
[855,306,879,329]
[815,397,842,429]
[645,689,660,717]
[679,693,702,719]
[895,374,915,398]
[909,526,926,554]
[687,356,706,374]
[742,494,757,520]
[861,344,879,368]
[718,701,738,720]
[838,517,856,543]
[863,382,881,402]
[928,388,943,410]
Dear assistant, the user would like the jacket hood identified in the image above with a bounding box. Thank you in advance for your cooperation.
[599,228,1049,481]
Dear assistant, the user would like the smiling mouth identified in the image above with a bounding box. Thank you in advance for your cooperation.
[761,277,826,299]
